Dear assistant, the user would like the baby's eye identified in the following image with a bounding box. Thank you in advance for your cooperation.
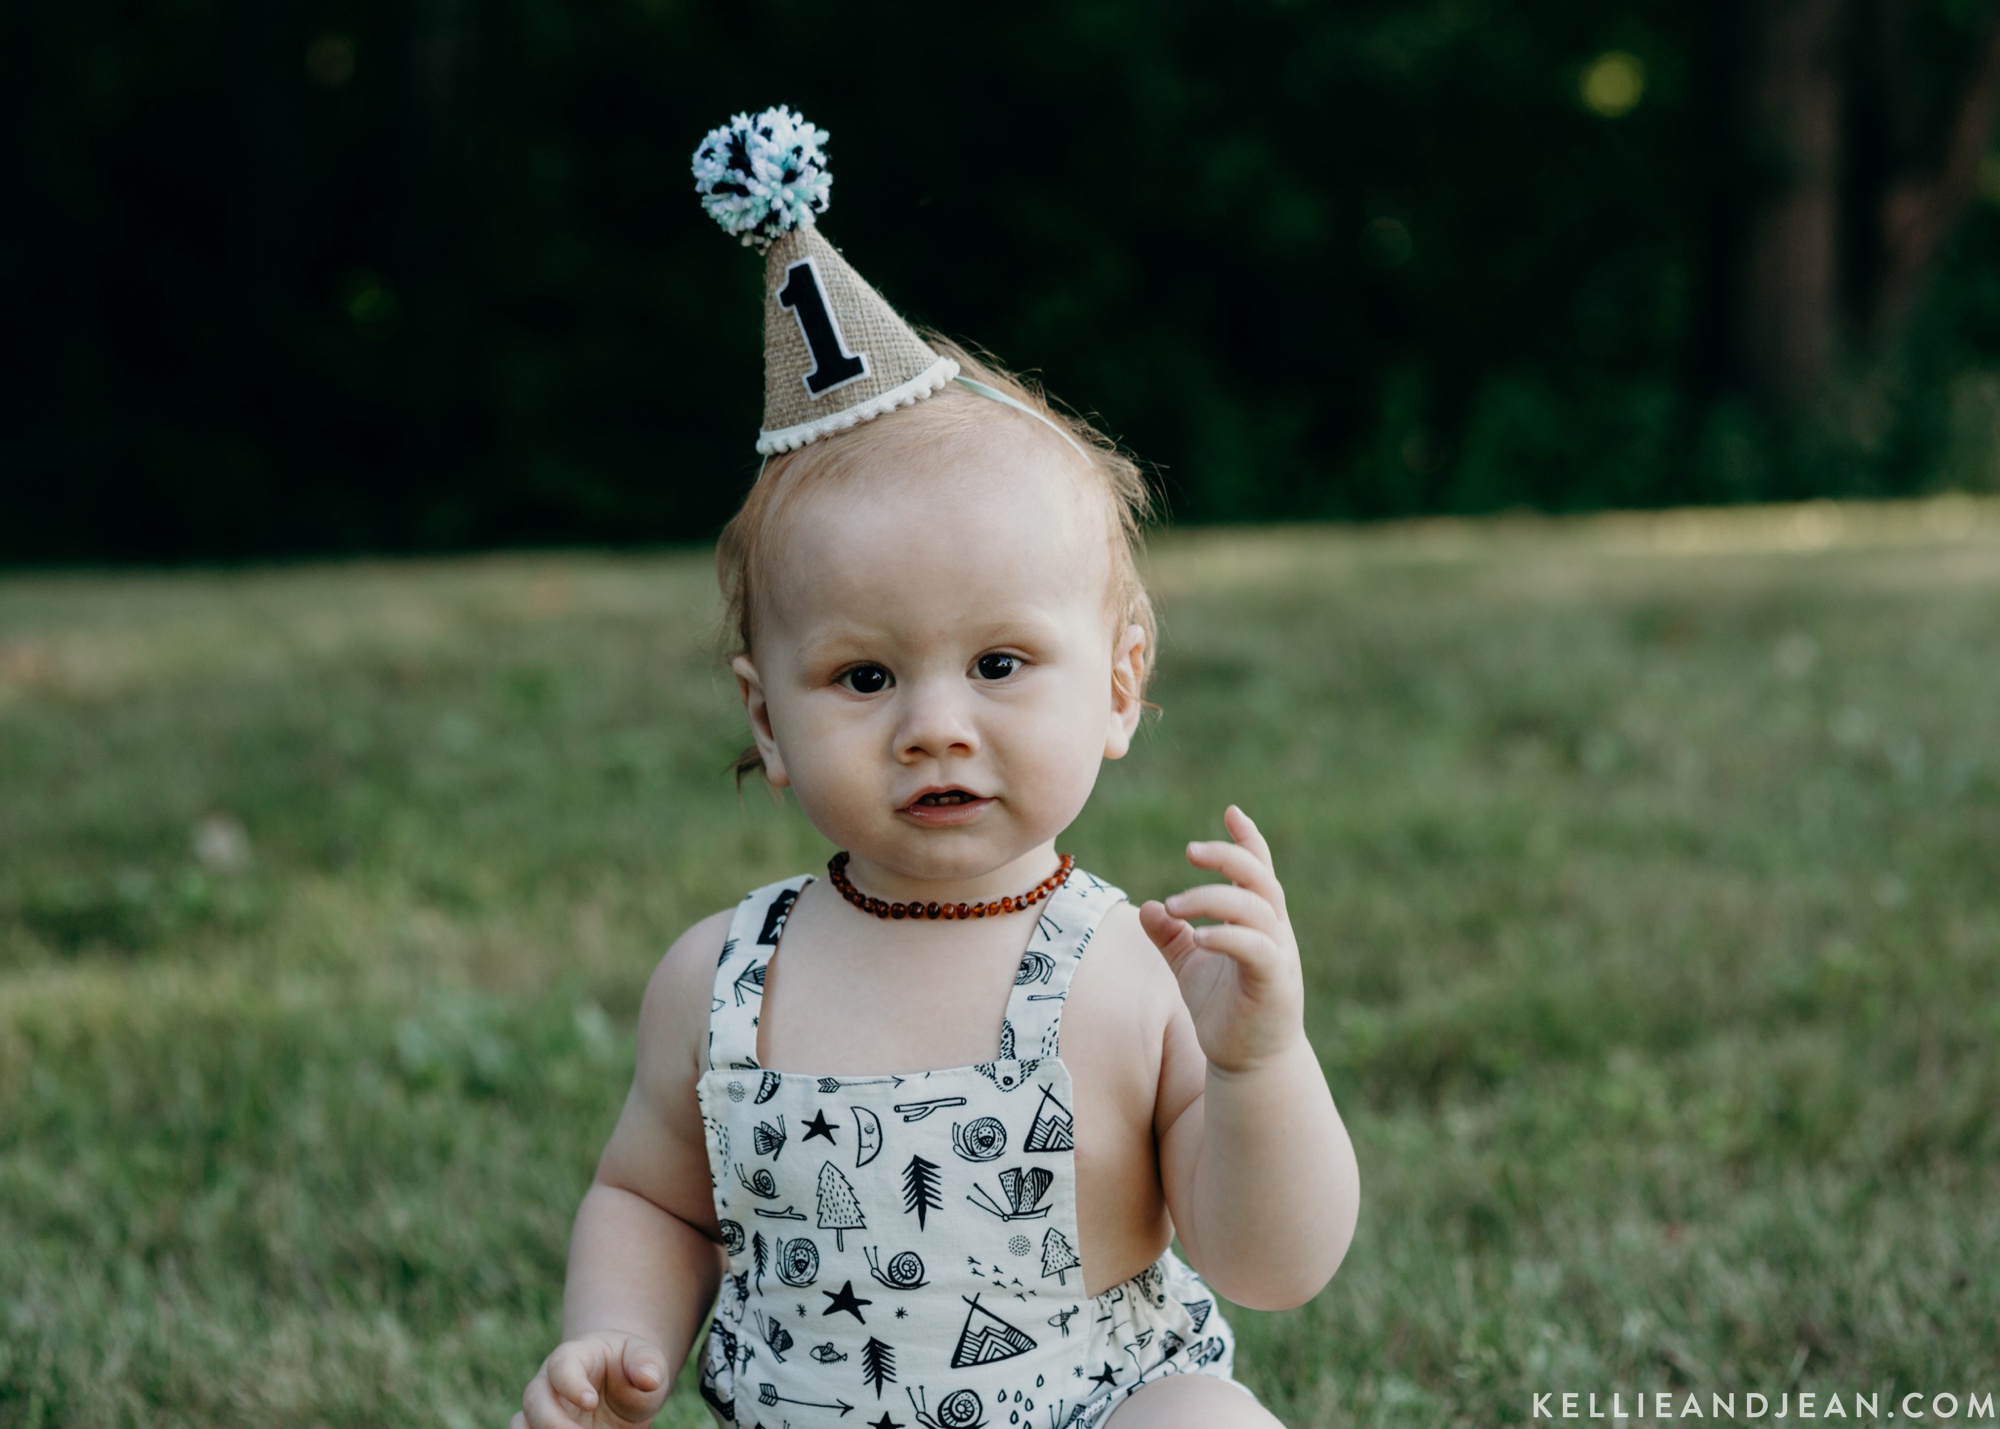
[836,664,892,695]
[973,653,1023,681]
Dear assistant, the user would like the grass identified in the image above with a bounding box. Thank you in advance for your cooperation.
[2,498,1997,1428]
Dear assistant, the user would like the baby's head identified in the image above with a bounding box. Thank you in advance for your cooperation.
[718,343,1157,885]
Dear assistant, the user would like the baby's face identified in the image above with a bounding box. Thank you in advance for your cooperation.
[735,428,1145,890]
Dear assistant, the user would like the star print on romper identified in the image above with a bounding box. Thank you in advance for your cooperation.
[801,1109,839,1143]
[1089,1362,1120,1389]
[867,1415,904,1429]
[821,1280,873,1322]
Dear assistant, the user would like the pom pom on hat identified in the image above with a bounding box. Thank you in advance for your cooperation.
[692,106,832,252]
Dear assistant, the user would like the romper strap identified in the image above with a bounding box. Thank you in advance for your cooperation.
[999,867,1126,1063]
[706,875,813,1071]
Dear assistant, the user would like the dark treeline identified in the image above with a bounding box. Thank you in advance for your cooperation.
[8,0,2000,562]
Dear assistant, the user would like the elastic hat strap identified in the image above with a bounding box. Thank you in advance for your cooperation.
[952,375,1094,463]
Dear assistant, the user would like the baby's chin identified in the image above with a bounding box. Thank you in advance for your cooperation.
[804,815,1063,888]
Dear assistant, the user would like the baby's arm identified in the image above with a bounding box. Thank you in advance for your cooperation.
[514,911,732,1429]
[1141,807,1359,1310]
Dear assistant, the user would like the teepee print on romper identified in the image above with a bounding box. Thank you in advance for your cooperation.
[694,869,1240,1427]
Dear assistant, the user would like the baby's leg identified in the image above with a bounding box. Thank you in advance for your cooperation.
[1102,1374,1284,1427]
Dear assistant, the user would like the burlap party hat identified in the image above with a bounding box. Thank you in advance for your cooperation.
[692,106,958,454]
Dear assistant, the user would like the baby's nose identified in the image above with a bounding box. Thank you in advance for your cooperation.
[895,681,980,759]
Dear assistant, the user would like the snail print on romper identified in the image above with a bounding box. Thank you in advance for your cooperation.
[775,1235,820,1287]
[865,1245,929,1289]
[736,1164,779,1198]
[908,1385,988,1429]
[951,1116,1007,1162]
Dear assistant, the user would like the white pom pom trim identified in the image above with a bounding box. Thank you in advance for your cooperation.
[692,106,832,252]
[755,356,960,454]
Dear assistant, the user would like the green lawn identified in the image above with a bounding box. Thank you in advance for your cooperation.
[3,500,1997,1428]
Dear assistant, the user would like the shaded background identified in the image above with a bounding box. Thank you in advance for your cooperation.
[11,0,2000,562]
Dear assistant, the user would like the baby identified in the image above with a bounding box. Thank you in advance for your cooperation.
[513,109,1357,1429]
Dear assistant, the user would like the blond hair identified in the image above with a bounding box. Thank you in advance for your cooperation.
[716,338,1157,781]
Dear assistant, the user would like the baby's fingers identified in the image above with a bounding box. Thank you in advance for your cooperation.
[546,1344,606,1415]
[1186,836,1286,913]
[520,1371,589,1429]
[608,1339,669,1415]
[1224,805,1275,867]
[1139,900,1199,967]
[1163,881,1278,934]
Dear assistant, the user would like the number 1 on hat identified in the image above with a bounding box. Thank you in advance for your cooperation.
[778,258,869,397]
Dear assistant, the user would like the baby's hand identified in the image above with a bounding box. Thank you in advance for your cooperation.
[512,1332,669,1429]
[1139,805,1306,1076]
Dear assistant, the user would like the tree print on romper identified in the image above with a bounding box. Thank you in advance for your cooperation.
[860,1337,897,1398]
[901,1155,943,1229]
[818,1161,866,1249]
[1039,1229,1080,1286]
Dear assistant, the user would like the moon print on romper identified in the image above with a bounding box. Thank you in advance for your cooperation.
[851,1106,884,1165]
[694,870,1241,1426]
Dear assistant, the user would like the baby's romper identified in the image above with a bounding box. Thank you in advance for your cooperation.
[695,869,1242,1429]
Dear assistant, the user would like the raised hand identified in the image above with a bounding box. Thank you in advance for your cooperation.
[1138,805,1306,1076]
[511,1332,670,1429]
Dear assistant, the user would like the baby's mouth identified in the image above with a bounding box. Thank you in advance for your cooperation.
[907,789,980,809]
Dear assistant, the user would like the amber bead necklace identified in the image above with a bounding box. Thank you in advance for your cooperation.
[827,850,1074,921]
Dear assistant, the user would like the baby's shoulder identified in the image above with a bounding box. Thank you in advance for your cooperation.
[632,904,737,1081]
[1069,895,1182,1033]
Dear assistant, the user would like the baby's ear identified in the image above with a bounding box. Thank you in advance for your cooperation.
[732,655,790,788]
[1104,623,1148,760]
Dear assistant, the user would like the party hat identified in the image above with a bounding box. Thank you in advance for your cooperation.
[693,106,958,454]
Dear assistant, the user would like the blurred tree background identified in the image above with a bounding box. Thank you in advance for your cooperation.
[10,0,2000,563]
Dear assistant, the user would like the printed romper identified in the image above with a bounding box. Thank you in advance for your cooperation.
[696,869,1241,1429]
